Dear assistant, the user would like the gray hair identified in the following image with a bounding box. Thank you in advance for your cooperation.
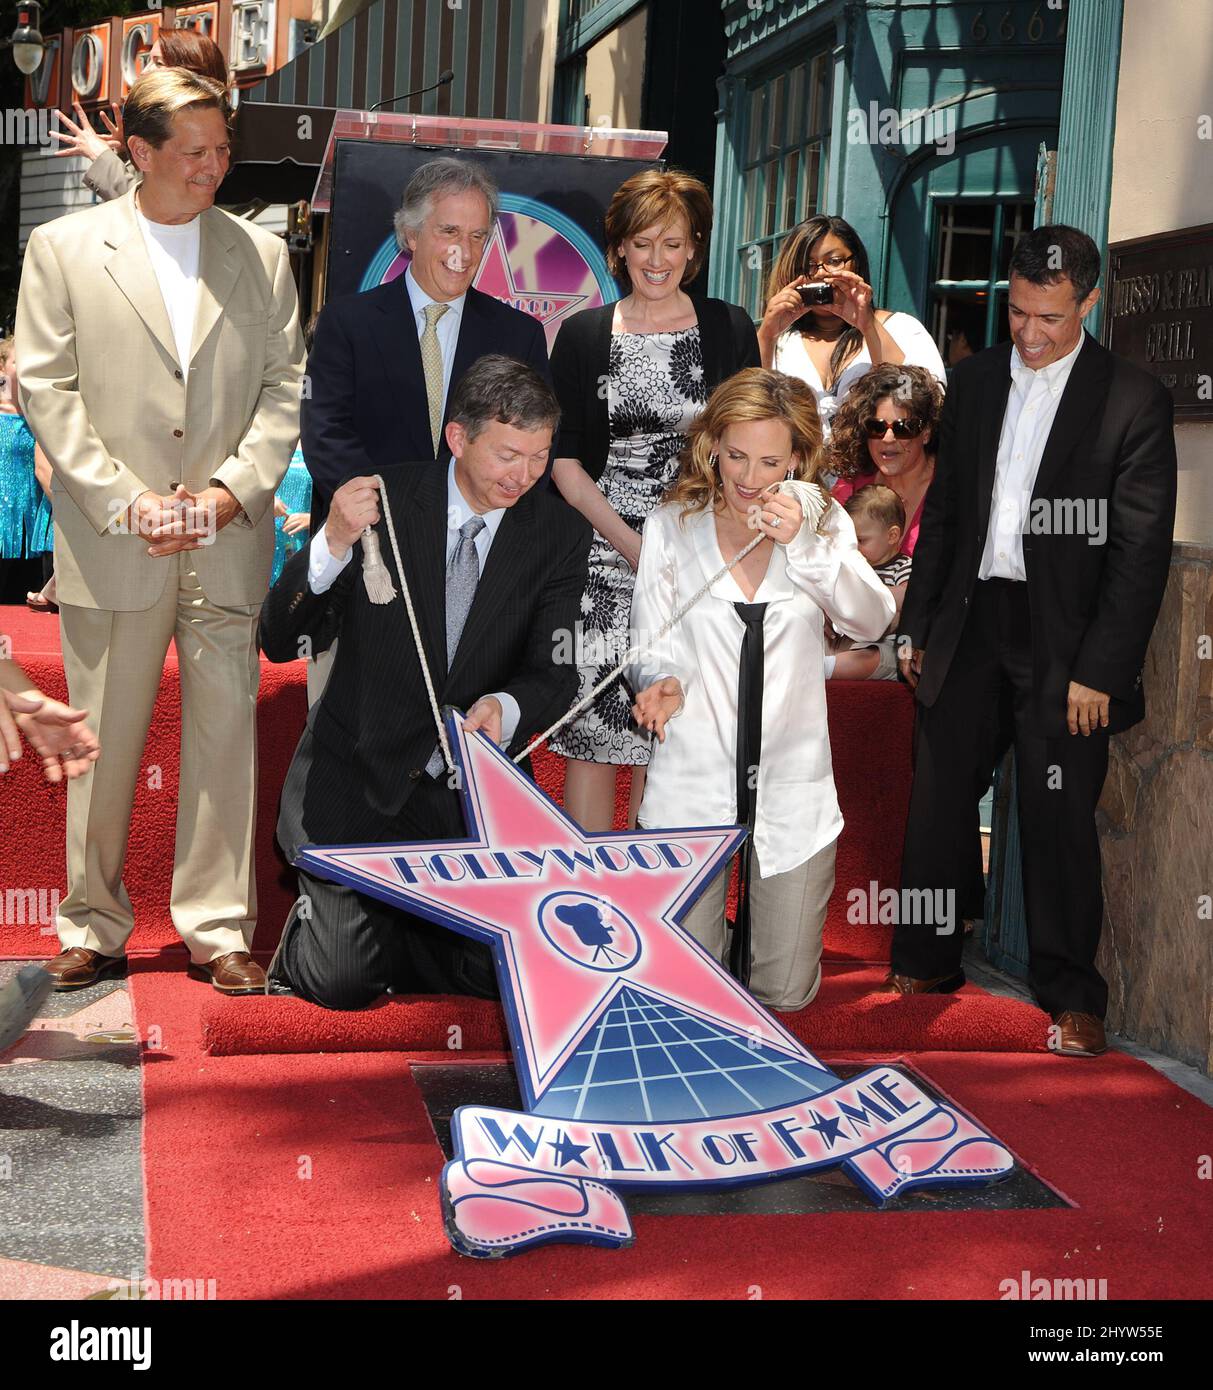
[449,355,560,442]
[393,157,499,250]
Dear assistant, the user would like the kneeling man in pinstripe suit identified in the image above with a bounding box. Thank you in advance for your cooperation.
[260,357,591,1008]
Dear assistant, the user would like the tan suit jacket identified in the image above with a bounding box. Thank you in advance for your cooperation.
[16,187,305,610]
[83,149,139,202]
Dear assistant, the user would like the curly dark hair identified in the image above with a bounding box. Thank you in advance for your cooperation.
[828,363,945,481]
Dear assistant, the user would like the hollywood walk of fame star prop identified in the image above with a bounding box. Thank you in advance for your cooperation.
[297,712,1015,1258]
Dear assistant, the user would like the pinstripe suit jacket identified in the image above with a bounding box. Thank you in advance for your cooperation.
[260,463,591,837]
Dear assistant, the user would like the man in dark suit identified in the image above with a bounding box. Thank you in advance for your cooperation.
[302,156,551,506]
[882,225,1177,1058]
[262,356,590,1009]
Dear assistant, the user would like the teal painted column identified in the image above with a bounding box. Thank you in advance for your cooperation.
[1050,0,1124,338]
[708,73,744,303]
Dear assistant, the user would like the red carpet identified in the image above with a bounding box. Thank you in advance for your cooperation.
[201,962,1050,1056]
[127,959,1213,1300]
[0,606,912,962]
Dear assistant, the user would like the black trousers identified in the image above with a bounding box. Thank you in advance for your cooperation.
[272,729,498,1010]
[892,579,1111,1017]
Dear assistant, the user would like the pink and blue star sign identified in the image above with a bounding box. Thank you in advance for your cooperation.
[297,712,1015,1257]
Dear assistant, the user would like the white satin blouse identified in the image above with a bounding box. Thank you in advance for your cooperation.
[627,498,896,877]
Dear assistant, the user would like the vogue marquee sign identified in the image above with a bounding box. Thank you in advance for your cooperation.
[298,715,1016,1258]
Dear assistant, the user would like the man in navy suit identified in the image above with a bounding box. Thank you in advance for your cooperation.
[302,156,552,506]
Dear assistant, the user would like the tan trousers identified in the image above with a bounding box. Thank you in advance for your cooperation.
[56,555,261,964]
[679,838,837,1013]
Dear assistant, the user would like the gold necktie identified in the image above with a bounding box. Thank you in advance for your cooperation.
[421,301,450,456]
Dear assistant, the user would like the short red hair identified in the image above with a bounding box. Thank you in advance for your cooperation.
[603,169,713,286]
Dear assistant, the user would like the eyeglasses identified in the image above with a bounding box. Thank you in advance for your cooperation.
[804,253,854,277]
[863,416,924,440]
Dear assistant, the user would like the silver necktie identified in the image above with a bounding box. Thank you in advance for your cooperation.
[426,514,487,778]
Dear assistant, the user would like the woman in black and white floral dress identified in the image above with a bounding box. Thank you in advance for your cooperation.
[549,170,759,831]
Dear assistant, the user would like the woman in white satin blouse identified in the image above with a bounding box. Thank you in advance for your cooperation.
[627,369,895,1011]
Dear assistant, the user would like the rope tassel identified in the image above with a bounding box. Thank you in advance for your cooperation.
[365,474,830,776]
[361,524,397,605]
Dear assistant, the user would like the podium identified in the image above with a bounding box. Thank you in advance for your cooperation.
[310,110,669,334]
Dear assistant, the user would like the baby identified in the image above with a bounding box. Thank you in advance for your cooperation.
[827,485,911,681]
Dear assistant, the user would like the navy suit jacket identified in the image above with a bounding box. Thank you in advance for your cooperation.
[301,276,552,504]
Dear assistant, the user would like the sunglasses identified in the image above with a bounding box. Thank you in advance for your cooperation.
[863,416,924,440]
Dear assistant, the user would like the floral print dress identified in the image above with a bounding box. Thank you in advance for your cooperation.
[550,325,707,766]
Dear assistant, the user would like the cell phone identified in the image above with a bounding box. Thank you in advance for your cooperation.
[797,282,835,308]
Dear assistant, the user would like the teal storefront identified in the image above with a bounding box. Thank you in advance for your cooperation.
[708,0,1071,354]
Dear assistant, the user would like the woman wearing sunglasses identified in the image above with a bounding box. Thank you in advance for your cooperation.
[758,216,945,441]
[828,363,944,555]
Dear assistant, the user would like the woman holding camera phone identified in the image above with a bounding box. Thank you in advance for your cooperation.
[758,216,945,441]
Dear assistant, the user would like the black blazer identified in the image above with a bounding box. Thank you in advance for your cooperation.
[301,278,552,503]
[260,465,591,834]
[901,334,1177,735]
[549,297,761,481]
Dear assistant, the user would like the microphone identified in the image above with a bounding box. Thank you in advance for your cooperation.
[370,69,455,113]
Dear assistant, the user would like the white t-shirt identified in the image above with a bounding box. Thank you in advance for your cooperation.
[774,310,947,443]
[135,204,201,372]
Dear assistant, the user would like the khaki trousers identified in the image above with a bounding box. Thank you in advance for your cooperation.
[678,838,837,1013]
[56,555,261,963]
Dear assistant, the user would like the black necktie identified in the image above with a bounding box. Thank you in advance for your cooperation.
[730,602,767,986]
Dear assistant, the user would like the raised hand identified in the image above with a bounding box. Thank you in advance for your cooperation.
[49,101,123,164]
[326,477,382,555]
[753,485,804,545]
[821,267,876,332]
[758,276,815,357]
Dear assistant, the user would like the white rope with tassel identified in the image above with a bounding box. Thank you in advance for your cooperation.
[512,478,830,762]
[361,475,456,776]
[361,475,830,776]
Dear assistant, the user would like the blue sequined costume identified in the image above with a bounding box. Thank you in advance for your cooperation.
[272,447,312,585]
[0,413,50,558]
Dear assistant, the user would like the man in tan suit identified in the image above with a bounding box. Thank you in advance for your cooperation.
[16,69,304,994]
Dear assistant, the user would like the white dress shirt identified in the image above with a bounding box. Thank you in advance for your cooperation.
[134,203,200,372]
[307,460,520,742]
[404,263,466,424]
[627,499,895,877]
[979,332,1087,581]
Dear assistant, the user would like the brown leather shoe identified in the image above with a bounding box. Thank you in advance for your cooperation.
[43,947,127,991]
[875,970,966,996]
[189,952,267,995]
[1049,1010,1107,1057]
